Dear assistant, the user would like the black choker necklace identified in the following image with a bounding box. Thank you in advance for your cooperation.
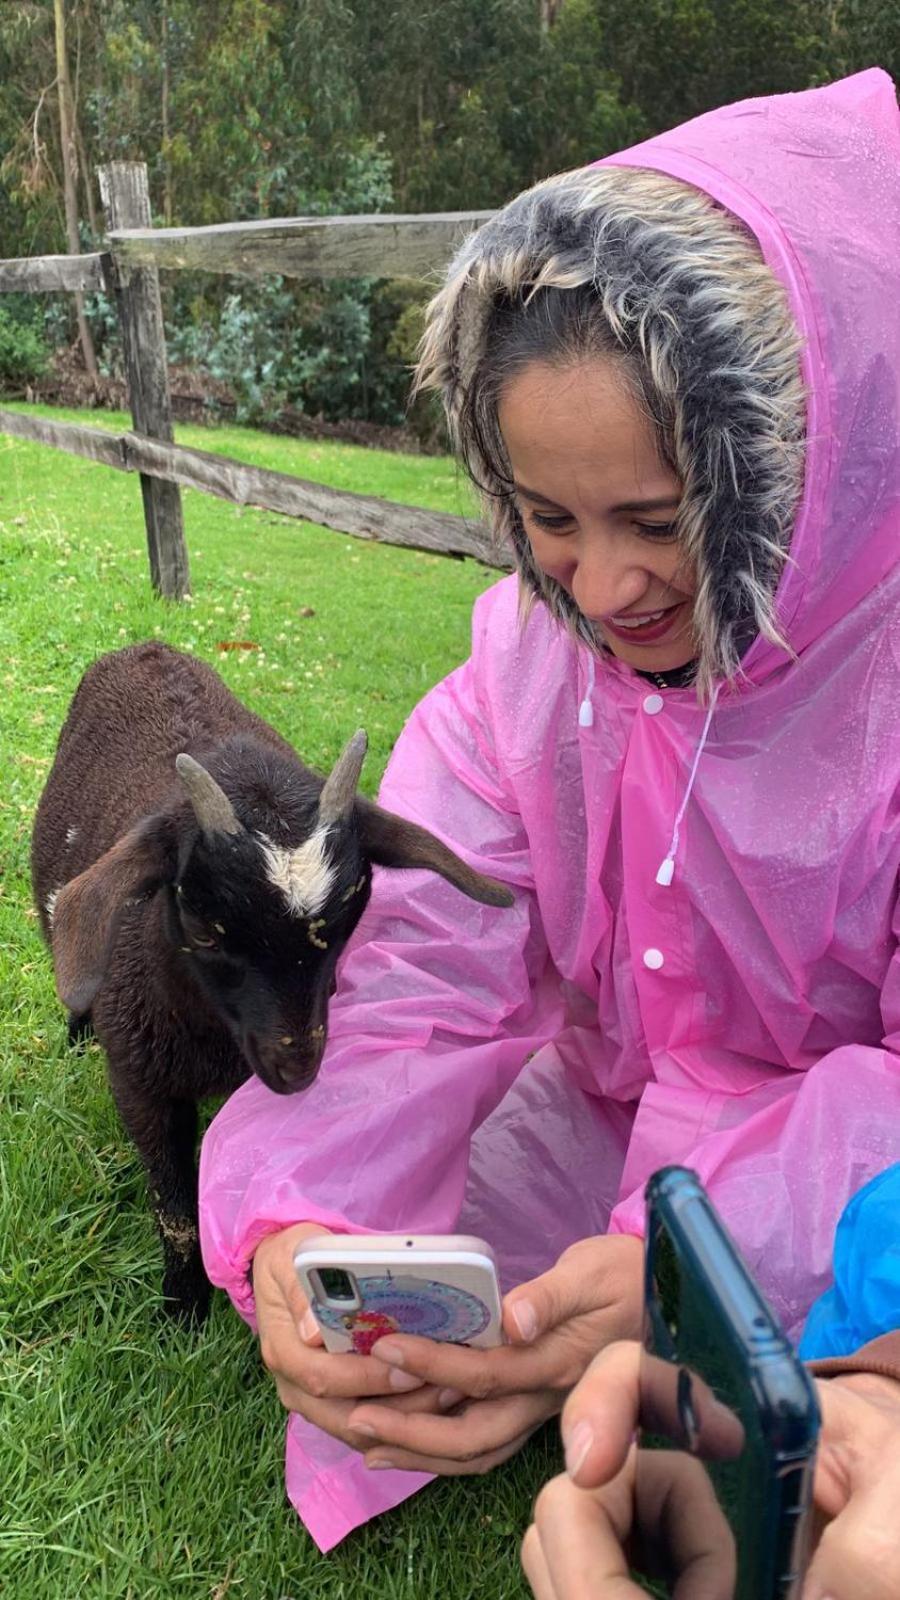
[637,662,698,691]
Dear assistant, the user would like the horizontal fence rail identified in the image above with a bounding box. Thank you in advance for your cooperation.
[0,252,106,293]
[0,167,500,596]
[105,211,493,281]
[0,407,508,571]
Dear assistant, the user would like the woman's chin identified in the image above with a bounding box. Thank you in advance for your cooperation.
[601,635,697,674]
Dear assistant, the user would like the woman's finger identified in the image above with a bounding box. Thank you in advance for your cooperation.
[362,1424,539,1477]
[369,1328,596,1399]
[637,1452,736,1600]
[260,1326,424,1400]
[282,1393,367,1450]
[349,1388,558,1462]
[277,1376,445,1423]
[529,1471,646,1599]
[559,1341,642,1484]
[521,1523,558,1600]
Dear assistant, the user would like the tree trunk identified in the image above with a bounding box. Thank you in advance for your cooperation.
[539,0,564,32]
[161,0,173,226]
[73,9,99,240]
[54,0,98,380]
[75,115,99,240]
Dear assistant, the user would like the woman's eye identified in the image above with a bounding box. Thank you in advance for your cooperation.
[528,510,573,532]
[634,521,678,542]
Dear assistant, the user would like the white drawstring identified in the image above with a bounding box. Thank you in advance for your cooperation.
[655,684,720,887]
[578,653,595,727]
[577,650,717,887]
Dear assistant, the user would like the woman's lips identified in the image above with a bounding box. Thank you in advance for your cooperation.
[601,602,689,646]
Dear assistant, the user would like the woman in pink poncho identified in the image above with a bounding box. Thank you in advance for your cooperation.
[199,69,900,1549]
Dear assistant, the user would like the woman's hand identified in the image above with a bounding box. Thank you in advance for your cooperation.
[346,1234,644,1476]
[803,1367,900,1600]
[520,1340,900,1600]
[252,1223,441,1452]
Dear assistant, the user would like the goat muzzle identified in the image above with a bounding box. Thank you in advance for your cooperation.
[242,1028,325,1094]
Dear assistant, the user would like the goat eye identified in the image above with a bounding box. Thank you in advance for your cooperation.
[180,913,218,948]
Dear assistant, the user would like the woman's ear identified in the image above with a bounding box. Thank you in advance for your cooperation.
[50,814,178,1014]
[354,796,513,908]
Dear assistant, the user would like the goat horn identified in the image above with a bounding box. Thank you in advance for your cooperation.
[317,730,367,826]
[175,753,241,837]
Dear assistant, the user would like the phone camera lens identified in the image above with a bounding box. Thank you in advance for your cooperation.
[318,1267,355,1300]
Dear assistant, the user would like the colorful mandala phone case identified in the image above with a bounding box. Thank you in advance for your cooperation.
[293,1233,504,1353]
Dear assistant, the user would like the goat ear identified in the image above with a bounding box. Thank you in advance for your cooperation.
[355,798,514,908]
[51,815,177,1014]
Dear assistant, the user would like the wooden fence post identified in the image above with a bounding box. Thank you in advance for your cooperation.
[98,162,190,599]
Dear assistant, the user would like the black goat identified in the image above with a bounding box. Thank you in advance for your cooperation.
[32,643,512,1320]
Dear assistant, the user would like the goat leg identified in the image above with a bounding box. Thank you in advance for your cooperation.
[108,1069,211,1323]
[67,1010,93,1046]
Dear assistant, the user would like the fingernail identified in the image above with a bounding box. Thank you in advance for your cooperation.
[564,1419,593,1479]
[299,1310,319,1341]
[353,1422,377,1438]
[511,1299,538,1342]
[438,1388,464,1410]
[372,1339,403,1365]
[367,1458,393,1470]
[388,1368,422,1391]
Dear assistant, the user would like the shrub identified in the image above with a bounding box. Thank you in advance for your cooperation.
[0,303,50,389]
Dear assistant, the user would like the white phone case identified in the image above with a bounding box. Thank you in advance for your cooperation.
[293,1232,504,1353]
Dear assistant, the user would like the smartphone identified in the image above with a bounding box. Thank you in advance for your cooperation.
[636,1167,820,1600]
[293,1232,504,1354]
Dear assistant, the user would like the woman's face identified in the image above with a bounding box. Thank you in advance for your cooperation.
[498,357,696,673]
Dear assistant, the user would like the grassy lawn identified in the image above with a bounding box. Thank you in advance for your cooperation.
[0,405,563,1599]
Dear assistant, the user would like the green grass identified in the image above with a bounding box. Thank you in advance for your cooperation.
[0,405,563,1599]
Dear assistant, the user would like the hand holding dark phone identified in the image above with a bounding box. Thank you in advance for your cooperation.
[635,1167,820,1599]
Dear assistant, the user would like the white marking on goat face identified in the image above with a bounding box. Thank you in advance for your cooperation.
[65,826,78,846]
[259,825,336,917]
[45,889,59,923]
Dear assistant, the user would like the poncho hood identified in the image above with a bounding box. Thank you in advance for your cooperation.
[602,67,900,686]
[425,69,900,693]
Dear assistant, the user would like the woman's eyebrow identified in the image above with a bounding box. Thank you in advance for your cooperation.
[514,482,680,515]
[608,495,681,514]
[514,483,568,508]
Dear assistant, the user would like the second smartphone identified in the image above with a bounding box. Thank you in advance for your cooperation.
[637,1167,820,1600]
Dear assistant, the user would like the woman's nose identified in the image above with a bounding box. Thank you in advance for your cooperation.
[570,549,648,621]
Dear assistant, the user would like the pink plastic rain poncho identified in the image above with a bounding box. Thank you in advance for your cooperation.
[200,69,900,1549]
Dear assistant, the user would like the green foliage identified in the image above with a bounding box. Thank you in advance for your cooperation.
[0,302,50,388]
[1,0,898,429]
[166,274,408,426]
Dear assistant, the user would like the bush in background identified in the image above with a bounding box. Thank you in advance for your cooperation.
[0,300,50,389]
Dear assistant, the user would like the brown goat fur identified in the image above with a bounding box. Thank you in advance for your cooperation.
[32,643,512,1320]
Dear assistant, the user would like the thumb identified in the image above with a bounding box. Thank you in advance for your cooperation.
[504,1248,603,1345]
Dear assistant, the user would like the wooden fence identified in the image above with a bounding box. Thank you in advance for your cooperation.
[0,164,505,597]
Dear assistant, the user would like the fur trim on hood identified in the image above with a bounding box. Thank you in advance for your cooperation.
[416,164,806,697]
